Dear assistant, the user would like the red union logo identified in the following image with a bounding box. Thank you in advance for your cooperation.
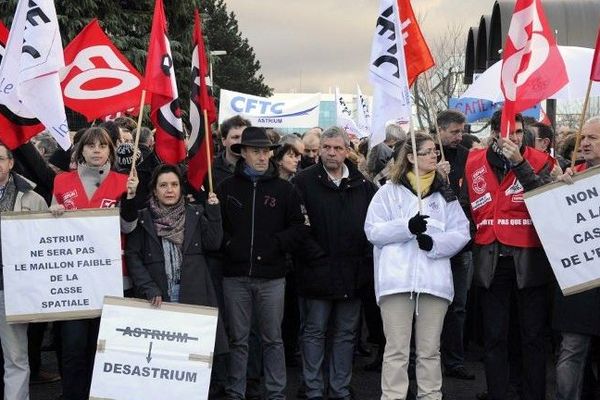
[501,1,550,101]
[60,45,141,100]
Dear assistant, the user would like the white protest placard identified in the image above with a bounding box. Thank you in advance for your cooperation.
[218,89,321,128]
[1,208,123,322]
[90,296,218,400]
[524,167,600,295]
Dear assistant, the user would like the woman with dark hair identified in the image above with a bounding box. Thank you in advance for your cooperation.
[125,164,227,380]
[50,126,139,400]
[364,132,470,400]
[273,142,302,180]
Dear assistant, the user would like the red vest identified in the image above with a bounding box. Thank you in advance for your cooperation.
[465,147,552,248]
[53,170,127,210]
[53,170,129,277]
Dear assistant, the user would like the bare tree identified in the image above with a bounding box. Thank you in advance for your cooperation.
[412,23,467,131]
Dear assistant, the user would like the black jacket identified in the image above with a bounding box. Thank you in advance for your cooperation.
[216,160,308,279]
[293,160,377,300]
[125,203,227,354]
[553,284,600,336]
[441,144,470,196]
[211,152,236,188]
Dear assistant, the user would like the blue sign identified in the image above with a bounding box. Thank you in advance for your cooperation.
[449,97,540,123]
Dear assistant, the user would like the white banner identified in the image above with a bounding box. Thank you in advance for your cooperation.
[524,167,600,295]
[356,84,371,138]
[0,0,70,149]
[334,86,363,138]
[368,0,412,148]
[90,297,217,400]
[1,209,123,322]
[218,89,320,128]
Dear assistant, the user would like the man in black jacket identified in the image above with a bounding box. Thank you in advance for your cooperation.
[435,110,475,380]
[294,126,376,400]
[553,116,600,400]
[216,127,308,400]
[212,115,251,187]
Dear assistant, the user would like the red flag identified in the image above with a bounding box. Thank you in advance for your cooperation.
[591,27,600,82]
[397,0,435,87]
[0,21,7,47]
[60,19,146,122]
[0,20,46,149]
[500,0,568,138]
[187,9,217,191]
[144,0,185,164]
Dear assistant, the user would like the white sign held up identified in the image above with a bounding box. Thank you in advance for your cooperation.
[524,167,600,295]
[90,297,218,400]
[1,208,123,322]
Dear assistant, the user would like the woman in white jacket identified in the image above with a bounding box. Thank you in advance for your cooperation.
[364,132,470,400]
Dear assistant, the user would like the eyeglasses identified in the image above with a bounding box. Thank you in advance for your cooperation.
[416,149,440,157]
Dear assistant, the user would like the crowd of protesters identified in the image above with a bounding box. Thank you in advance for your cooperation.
[0,109,599,400]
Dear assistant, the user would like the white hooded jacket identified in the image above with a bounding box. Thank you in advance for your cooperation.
[364,181,470,304]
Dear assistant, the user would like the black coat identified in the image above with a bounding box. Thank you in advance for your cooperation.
[125,203,228,354]
[293,160,377,300]
[216,160,308,279]
[553,284,600,336]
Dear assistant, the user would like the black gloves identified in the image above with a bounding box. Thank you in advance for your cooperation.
[408,213,429,235]
[416,234,434,251]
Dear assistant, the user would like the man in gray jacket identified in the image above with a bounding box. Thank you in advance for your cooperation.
[0,141,48,400]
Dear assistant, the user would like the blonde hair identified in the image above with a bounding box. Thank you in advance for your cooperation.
[389,132,435,184]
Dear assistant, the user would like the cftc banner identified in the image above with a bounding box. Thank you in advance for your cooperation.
[218,89,320,128]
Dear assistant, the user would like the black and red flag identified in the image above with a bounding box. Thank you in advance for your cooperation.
[144,0,186,164]
[187,8,217,191]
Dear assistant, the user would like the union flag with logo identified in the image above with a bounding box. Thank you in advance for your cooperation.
[500,0,568,138]
[60,19,146,122]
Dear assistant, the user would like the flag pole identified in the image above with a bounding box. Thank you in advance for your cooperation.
[408,113,423,212]
[203,109,214,193]
[130,89,147,176]
[422,71,446,163]
[570,80,593,170]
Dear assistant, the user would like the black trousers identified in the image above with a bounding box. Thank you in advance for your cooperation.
[60,318,100,400]
[480,257,548,400]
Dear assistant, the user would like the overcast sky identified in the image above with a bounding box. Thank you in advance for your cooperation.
[223,0,495,95]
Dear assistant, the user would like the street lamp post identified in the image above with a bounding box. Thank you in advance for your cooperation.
[208,50,227,88]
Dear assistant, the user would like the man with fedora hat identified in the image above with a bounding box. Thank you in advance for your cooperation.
[217,126,309,400]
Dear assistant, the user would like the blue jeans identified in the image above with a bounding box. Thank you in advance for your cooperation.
[301,297,361,399]
[223,277,286,400]
[556,332,591,400]
[441,251,472,369]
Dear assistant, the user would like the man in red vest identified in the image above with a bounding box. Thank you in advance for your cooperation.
[461,110,554,400]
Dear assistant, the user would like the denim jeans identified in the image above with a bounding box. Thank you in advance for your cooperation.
[301,297,361,399]
[441,251,472,370]
[0,291,29,400]
[556,332,591,400]
[223,277,286,400]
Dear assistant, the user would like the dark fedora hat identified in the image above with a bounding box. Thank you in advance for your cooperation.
[231,127,280,154]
